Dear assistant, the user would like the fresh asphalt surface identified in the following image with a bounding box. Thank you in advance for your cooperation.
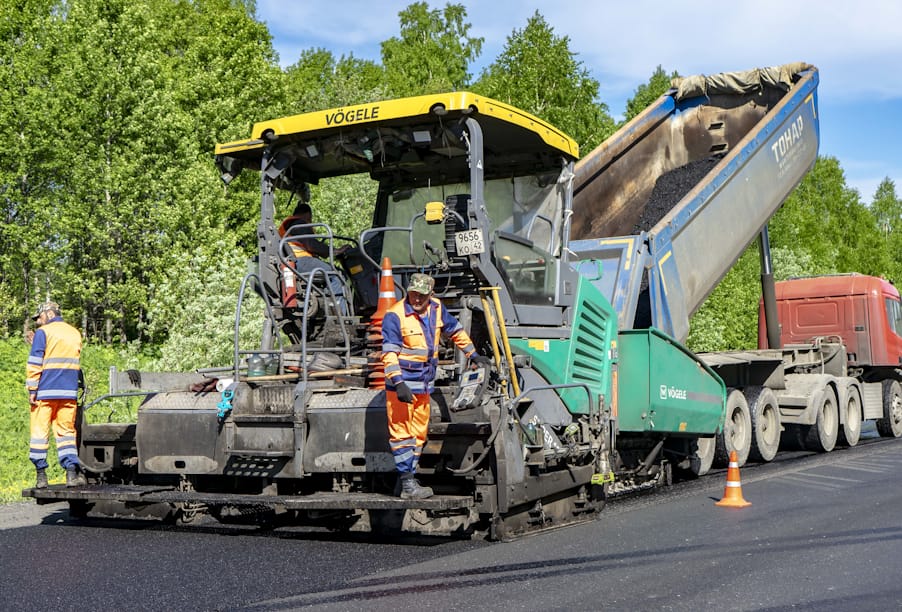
[2,424,901,611]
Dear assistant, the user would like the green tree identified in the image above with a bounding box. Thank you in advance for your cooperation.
[623,65,679,123]
[381,1,483,96]
[145,232,264,371]
[687,247,760,352]
[284,49,385,115]
[770,156,890,277]
[474,11,615,151]
[0,0,60,335]
[870,178,902,282]
[1,0,282,343]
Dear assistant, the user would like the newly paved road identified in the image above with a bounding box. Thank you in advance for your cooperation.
[3,431,901,611]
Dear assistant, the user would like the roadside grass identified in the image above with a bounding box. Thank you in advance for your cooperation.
[0,339,149,503]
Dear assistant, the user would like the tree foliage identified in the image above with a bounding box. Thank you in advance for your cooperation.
[0,0,281,343]
[145,233,265,371]
[2,1,900,365]
[870,178,902,283]
[0,0,60,336]
[381,1,483,97]
[474,11,615,151]
[769,156,890,276]
[623,65,679,123]
[283,49,386,115]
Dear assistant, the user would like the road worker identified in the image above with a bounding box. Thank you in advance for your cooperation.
[279,202,349,315]
[381,273,492,499]
[25,301,86,488]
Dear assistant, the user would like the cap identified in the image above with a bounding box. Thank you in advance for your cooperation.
[31,301,60,321]
[407,273,435,295]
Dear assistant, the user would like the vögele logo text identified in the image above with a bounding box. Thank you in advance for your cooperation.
[660,385,687,400]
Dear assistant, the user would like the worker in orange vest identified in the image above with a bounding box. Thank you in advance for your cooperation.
[26,301,86,488]
[279,203,348,315]
[381,273,492,498]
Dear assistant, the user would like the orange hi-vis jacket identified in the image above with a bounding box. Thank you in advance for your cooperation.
[26,317,82,401]
[381,297,475,395]
[279,216,330,259]
[287,239,325,259]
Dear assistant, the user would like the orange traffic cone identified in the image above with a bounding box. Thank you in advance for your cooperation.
[715,450,751,508]
[366,258,396,390]
[371,257,396,324]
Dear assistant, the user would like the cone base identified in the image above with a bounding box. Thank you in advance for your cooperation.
[715,493,751,508]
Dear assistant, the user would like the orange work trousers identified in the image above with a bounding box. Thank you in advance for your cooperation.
[386,389,430,474]
[29,398,80,470]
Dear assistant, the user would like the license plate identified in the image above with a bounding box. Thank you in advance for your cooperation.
[454,229,485,255]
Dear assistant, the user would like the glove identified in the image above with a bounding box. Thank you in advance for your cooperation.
[394,381,414,403]
[470,354,493,369]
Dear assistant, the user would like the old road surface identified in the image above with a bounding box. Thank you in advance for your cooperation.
[3,429,902,611]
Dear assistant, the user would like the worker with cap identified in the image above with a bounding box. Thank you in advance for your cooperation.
[381,273,493,499]
[25,301,86,488]
[279,202,349,315]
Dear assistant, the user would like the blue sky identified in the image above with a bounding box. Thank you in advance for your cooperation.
[256,0,902,204]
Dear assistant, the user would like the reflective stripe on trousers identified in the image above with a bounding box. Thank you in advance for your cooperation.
[386,389,430,474]
[29,398,80,470]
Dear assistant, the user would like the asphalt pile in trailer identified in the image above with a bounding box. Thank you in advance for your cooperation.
[632,156,721,234]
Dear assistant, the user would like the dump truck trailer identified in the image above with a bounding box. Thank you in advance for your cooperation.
[27,62,862,539]
[569,63,900,470]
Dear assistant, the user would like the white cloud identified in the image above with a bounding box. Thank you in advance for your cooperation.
[260,1,902,99]
[530,0,902,102]
[256,0,401,62]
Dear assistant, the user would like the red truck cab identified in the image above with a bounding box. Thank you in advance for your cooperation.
[759,274,902,367]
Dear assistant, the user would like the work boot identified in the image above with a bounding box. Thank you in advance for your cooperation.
[35,469,48,489]
[398,473,433,499]
[66,466,87,487]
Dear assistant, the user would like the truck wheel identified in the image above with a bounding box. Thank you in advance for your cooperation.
[746,386,781,463]
[715,389,751,467]
[689,436,716,476]
[876,380,902,438]
[667,436,714,479]
[803,386,838,452]
[838,385,862,447]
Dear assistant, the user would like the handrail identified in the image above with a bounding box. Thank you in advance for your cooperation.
[296,267,353,384]
[233,272,282,381]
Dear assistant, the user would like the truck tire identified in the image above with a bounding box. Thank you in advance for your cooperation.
[876,380,902,438]
[838,385,862,447]
[746,386,781,463]
[689,436,716,477]
[715,389,751,468]
[803,386,838,452]
[666,436,715,479]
